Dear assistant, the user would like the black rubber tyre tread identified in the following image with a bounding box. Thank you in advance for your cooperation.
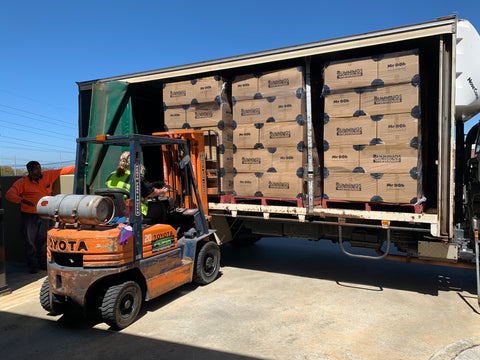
[193,241,221,285]
[39,278,51,312]
[100,281,142,330]
[231,228,261,247]
[39,278,64,315]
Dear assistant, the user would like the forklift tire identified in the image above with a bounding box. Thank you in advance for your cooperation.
[193,241,221,285]
[100,281,142,330]
[40,278,64,315]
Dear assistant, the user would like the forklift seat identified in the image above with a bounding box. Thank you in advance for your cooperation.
[143,197,172,225]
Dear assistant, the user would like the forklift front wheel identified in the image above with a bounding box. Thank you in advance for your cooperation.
[194,241,221,285]
[40,278,64,315]
[101,281,142,330]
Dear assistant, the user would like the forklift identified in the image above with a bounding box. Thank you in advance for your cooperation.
[38,132,220,329]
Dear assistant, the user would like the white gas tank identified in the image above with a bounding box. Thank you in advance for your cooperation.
[37,194,114,225]
[456,19,480,122]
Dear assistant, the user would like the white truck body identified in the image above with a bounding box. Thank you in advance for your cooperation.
[77,16,480,271]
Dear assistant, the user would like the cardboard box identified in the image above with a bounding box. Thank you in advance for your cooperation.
[377,50,419,86]
[232,74,260,101]
[358,144,419,173]
[233,95,305,125]
[193,76,229,104]
[208,171,234,195]
[233,172,261,196]
[187,102,232,128]
[259,121,306,147]
[324,90,361,118]
[361,83,419,116]
[323,50,419,91]
[164,76,229,106]
[375,113,419,146]
[324,116,376,145]
[324,144,361,172]
[257,172,306,198]
[324,58,378,91]
[323,172,377,202]
[233,98,271,124]
[269,146,309,174]
[232,67,305,101]
[220,152,235,173]
[163,80,195,106]
[221,172,234,195]
[268,146,319,175]
[233,124,262,149]
[376,173,418,203]
[313,176,323,198]
[269,95,306,123]
[164,106,188,130]
[258,67,304,97]
[233,148,272,172]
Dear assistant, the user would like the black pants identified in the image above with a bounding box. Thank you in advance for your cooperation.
[20,212,50,269]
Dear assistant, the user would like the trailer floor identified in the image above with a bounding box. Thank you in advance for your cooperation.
[1,237,479,360]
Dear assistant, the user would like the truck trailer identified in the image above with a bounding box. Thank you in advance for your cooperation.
[74,15,480,297]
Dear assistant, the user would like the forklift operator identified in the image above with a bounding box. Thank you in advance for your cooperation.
[106,151,169,216]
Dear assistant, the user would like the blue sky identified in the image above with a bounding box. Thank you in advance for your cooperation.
[1,1,479,170]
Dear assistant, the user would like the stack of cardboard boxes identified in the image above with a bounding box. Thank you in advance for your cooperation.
[231,67,317,198]
[163,76,234,194]
[323,50,421,203]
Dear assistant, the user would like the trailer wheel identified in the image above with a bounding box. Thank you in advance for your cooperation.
[231,228,261,247]
[39,278,64,315]
[194,241,221,285]
[100,281,142,329]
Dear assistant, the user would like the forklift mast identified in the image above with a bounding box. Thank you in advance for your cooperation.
[153,130,208,217]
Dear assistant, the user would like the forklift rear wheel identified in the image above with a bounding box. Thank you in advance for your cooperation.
[40,278,64,315]
[100,281,142,329]
[194,241,221,285]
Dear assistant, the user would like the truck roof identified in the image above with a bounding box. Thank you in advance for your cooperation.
[77,15,461,89]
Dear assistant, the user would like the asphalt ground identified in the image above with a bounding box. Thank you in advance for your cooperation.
[1,237,480,360]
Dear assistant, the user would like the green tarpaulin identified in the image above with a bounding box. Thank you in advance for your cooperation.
[86,81,137,190]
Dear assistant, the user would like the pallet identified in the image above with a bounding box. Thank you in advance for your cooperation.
[207,194,233,203]
[208,195,323,207]
[231,196,305,207]
[213,195,309,207]
[321,199,424,213]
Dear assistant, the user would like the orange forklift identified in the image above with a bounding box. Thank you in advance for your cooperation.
[38,131,220,329]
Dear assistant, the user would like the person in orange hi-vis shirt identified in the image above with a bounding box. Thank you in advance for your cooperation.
[5,161,75,273]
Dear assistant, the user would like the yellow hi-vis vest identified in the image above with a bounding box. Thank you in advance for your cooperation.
[106,170,149,216]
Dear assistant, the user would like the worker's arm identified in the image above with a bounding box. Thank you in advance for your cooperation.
[147,187,169,198]
[4,178,33,206]
[60,165,75,175]
[44,165,76,184]
[141,178,168,198]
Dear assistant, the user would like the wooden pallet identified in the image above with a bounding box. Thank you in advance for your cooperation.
[229,196,306,207]
[321,199,423,213]
[207,194,233,203]
[208,195,323,207]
